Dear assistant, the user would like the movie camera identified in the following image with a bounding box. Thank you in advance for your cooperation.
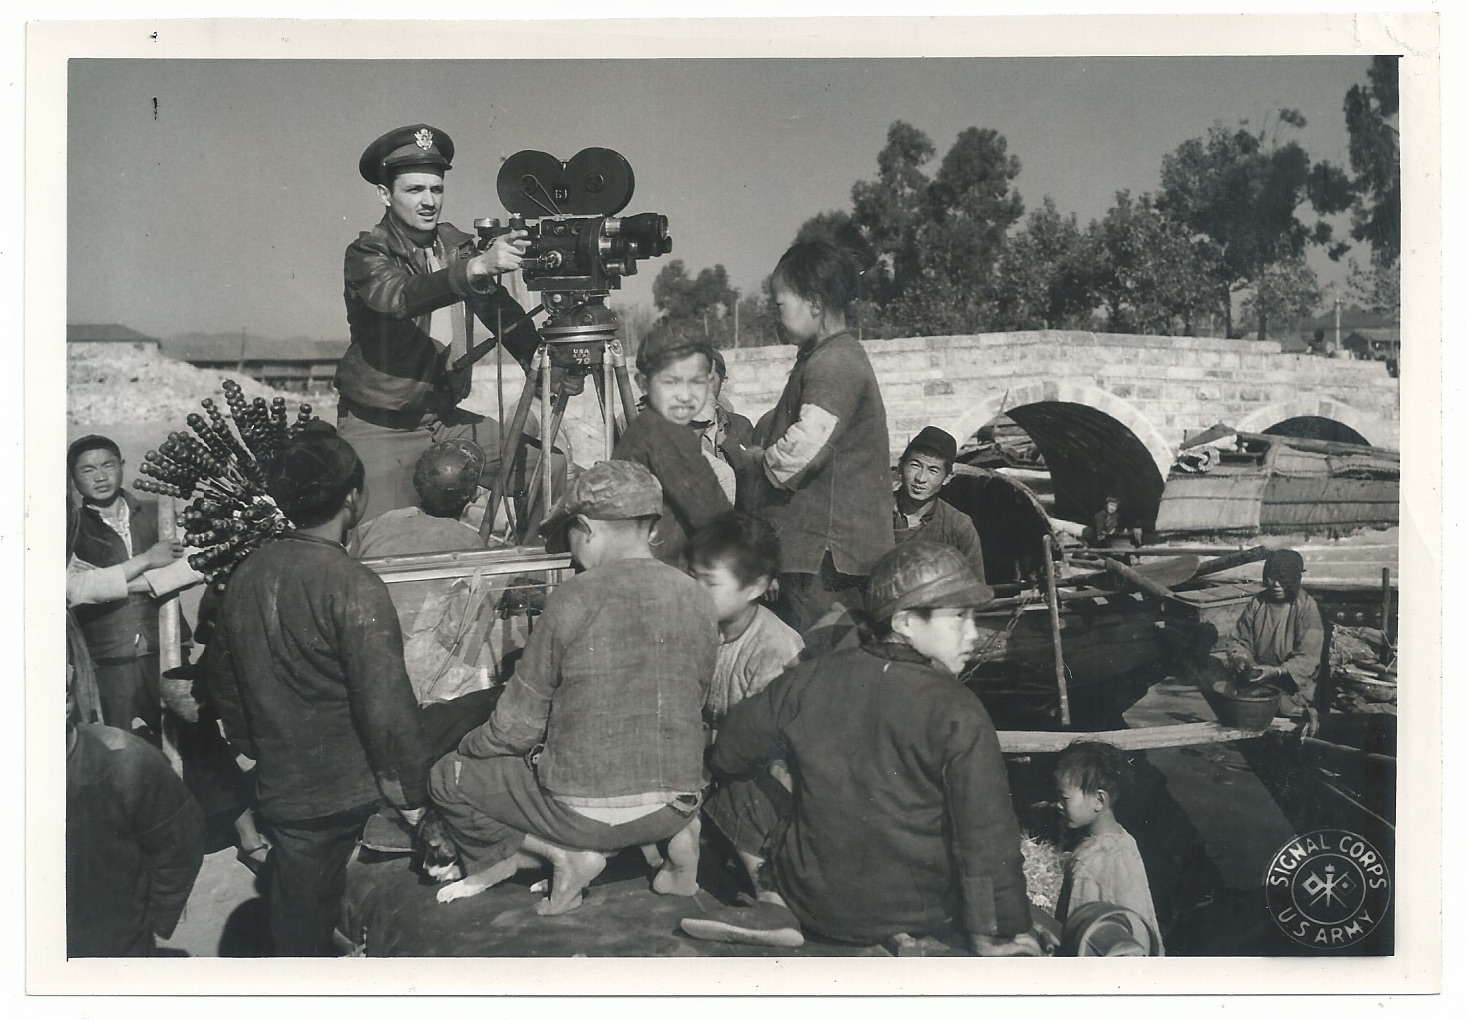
[464,147,674,544]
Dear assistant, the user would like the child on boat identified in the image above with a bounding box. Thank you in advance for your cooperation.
[690,512,805,894]
[682,540,1039,955]
[1053,740,1163,954]
[892,425,984,575]
[752,240,893,633]
[613,329,733,567]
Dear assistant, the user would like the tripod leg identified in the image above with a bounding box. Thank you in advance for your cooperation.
[523,381,572,532]
[613,363,639,429]
[602,357,615,459]
[479,353,542,544]
[591,366,614,459]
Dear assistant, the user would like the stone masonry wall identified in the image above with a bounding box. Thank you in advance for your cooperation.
[719,330,1401,466]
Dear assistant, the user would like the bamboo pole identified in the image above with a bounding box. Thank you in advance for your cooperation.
[156,498,183,774]
[1043,534,1071,727]
[1101,557,1182,601]
[1381,567,1393,644]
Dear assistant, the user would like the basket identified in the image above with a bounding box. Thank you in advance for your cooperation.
[1213,681,1280,731]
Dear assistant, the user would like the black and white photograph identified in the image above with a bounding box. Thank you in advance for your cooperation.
[23,6,1443,997]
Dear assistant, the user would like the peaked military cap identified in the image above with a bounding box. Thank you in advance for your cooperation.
[359,124,455,184]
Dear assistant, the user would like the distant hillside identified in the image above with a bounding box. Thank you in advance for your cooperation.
[162,331,349,364]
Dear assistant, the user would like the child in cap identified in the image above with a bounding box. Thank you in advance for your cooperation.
[752,240,893,633]
[428,460,720,914]
[684,540,1039,955]
[690,512,804,893]
[893,425,985,575]
[1053,740,1163,954]
[613,329,734,567]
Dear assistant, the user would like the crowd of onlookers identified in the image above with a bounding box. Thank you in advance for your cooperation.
[68,239,1333,959]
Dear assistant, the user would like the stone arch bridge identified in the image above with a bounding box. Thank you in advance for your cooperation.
[722,330,1400,525]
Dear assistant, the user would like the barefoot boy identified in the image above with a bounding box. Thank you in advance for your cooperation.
[684,541,1040,955]
[428,461,719,913]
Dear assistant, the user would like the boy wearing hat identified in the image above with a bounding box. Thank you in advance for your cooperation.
[683,541,1039,955]
[338,123,565,526]
[1215,547,1327,734]
[893,425,985,575]
[217,425,434,955]
[427,460,719,914]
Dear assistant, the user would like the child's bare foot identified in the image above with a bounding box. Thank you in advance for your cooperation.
[640,843,666,869]
[652,816,700,897]
[435,850,538,904]
[522,834,606,916]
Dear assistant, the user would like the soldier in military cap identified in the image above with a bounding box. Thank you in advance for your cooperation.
[337,123,565,532]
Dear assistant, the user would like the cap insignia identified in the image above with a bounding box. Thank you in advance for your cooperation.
[415,128,434,151]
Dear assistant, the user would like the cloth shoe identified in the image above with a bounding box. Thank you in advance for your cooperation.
[679,895,805,948]
[360,810,416,854]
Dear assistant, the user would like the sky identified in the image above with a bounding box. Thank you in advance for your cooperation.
[66,53,1379,341]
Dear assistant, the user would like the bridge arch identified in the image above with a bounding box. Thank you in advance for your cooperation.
[1235,397,1393,449]
[944,381,1172,526]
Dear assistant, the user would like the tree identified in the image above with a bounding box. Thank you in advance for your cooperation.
[650,259,738,341]
[835,120,1026,335]
[1158,111,1353,339]
[991,197,1097,330]
[1346,257,1401,320]
[1344,56,1401,268]
[1238,254,1322,340]
[1088,191,1224,336]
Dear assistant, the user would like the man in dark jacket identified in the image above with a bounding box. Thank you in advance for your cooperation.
[66,434,189,735]
[683,541,1040,955]
[892,425,985,575]
[217,425,434,955]
[337,123,565,526]
[66,670,205,957]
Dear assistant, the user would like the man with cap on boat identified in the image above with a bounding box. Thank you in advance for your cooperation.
[338,123,567,530]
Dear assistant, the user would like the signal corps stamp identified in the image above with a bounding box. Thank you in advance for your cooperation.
[1265,828,1392,950]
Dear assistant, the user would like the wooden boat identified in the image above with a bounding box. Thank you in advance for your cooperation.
[1153,427,1399,540]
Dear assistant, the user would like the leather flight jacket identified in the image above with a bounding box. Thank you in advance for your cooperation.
[338,213,542,419]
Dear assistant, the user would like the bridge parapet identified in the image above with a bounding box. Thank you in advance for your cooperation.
[721,330,1400,459]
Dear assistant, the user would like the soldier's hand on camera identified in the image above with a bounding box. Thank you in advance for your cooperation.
[472,229,530,278]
